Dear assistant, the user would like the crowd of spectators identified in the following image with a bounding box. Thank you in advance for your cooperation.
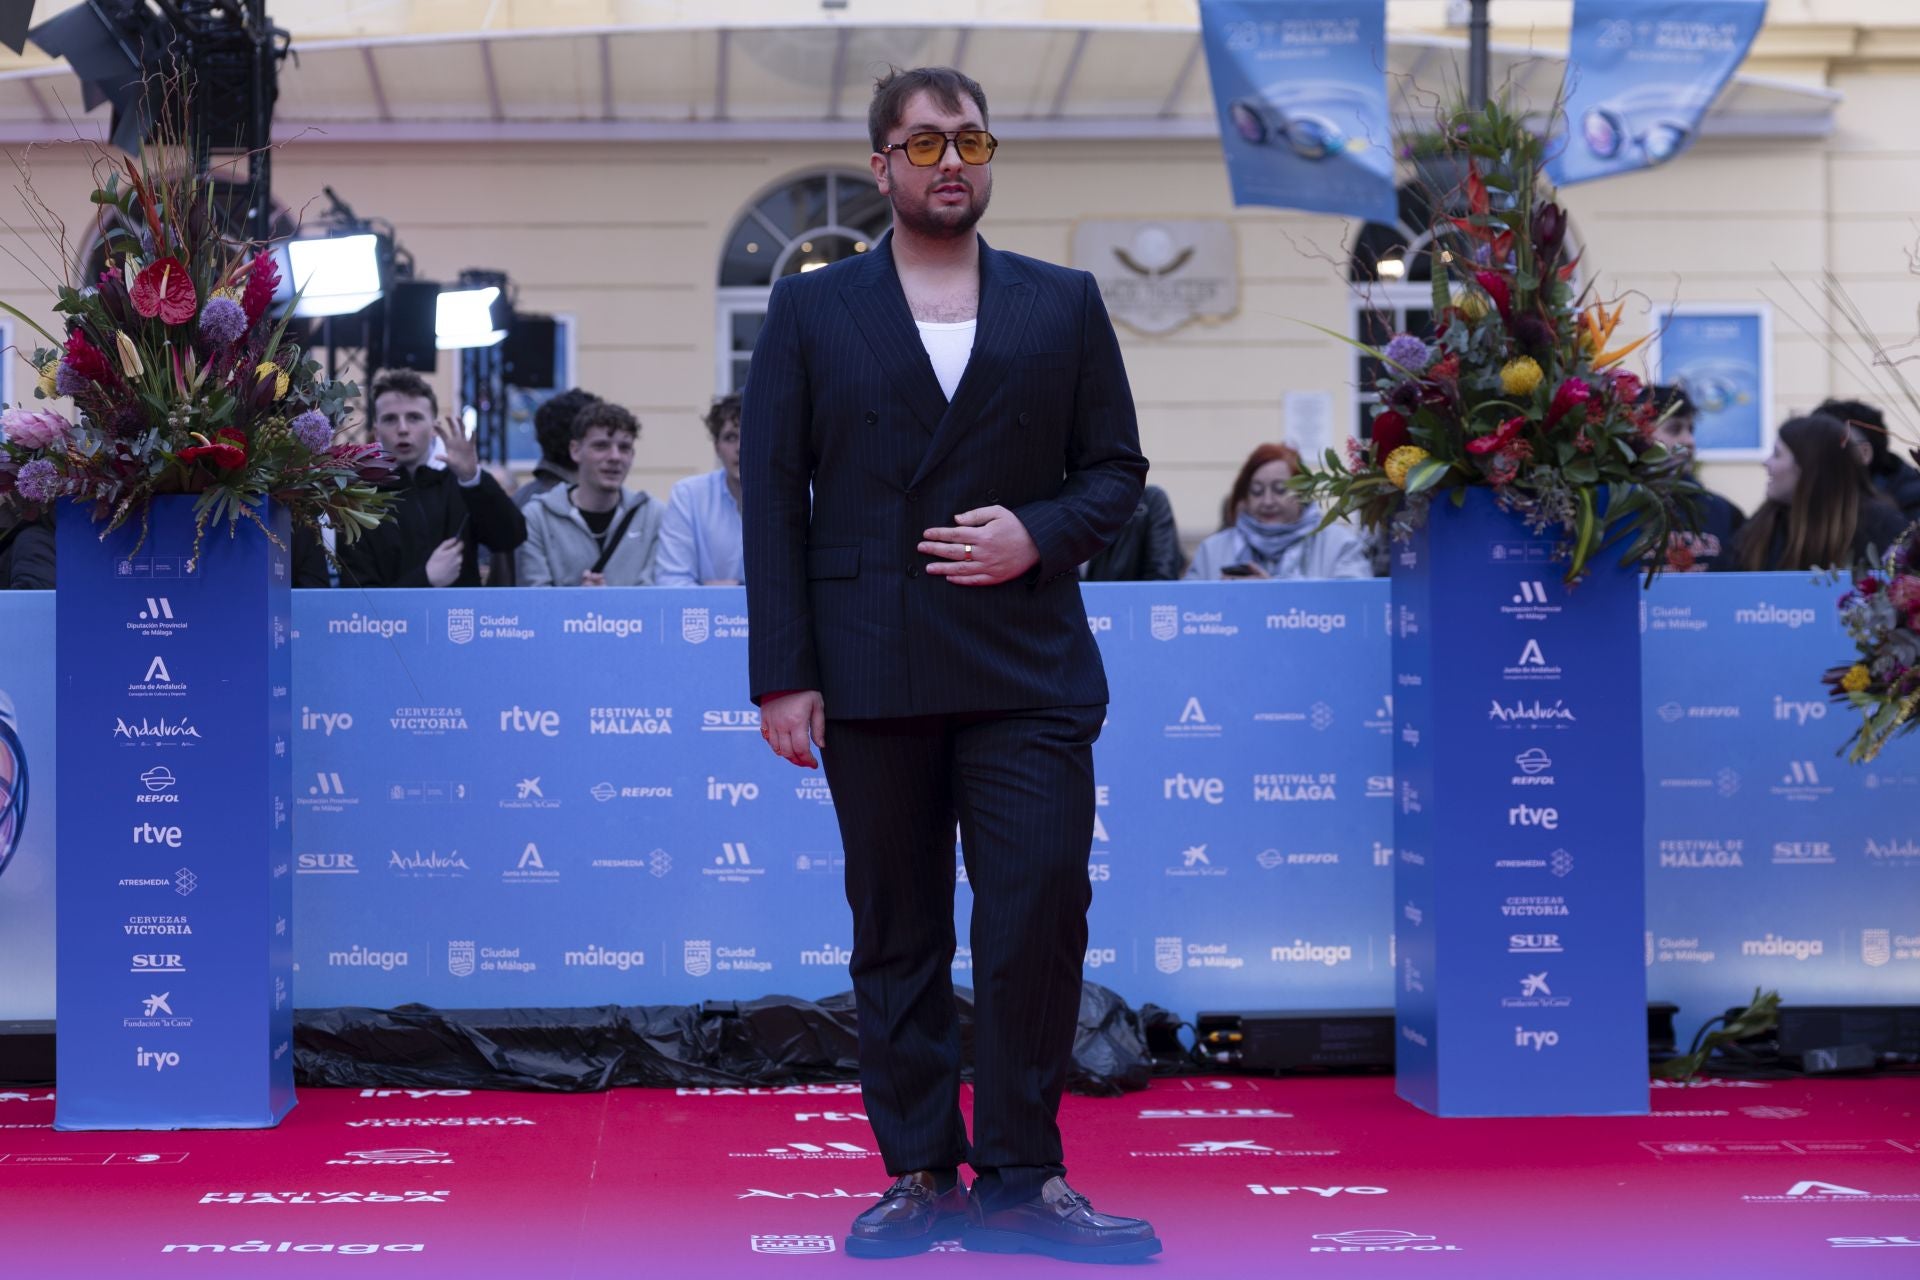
[4,375,1915,591]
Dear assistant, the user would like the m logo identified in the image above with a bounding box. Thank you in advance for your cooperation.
[1179,698,1206,725]
[1154,936,1183,975]
[1862,929,1890,968]
[446,608,475,645]
[140,597,174,620]
[518,843,545,870]
[310,773,345,797]
[1150,604,1179,642]
[144,656,172,683]
[1513,582,1549,605]
[448,941,475,978]
[1784,761,1820,785]
[685,939,712,977]
[682,608,710,644]
[718,842,752,867]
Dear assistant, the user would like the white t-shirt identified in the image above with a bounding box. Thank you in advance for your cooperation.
[916,319,977,401]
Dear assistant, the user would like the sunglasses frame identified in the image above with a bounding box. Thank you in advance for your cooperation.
[879,129,999,167]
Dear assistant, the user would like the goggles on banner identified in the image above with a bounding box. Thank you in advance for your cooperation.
[879,130,998,167]
[1579,108,1691,167]
[1227,97,1349,161]
[0,690,26,881]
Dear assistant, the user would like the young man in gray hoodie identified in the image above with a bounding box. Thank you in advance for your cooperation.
[516,401,664,587]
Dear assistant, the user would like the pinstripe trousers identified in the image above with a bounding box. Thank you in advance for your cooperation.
[821,703,1103,1210]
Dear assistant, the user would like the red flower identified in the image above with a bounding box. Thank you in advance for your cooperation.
[180,426,248,470]
[1487,451,1521,485]
[1860,576,1881,596]
[1475,270,1513,324]
[63,328,116,384]
[130,257,197,325]
[241,252,280,325]
[1370,409,1411,456]
[1667,538,1697,571]
[1429,353,1460,382]
[1574,432,1596,454]
[1467,415,1526,456]
[1609,370,1643,404]
[1544,377,1593,429]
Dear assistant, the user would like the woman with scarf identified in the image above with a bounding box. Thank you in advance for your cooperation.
[1185,442,1372,581]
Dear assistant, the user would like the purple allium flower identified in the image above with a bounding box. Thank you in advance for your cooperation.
[55,362,91,397]
[1383,334,1430,370]
[15,457,62,503]
[289,408,333,452]
[198,296,248,347]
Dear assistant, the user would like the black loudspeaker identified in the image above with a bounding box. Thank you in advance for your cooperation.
[370,280,440,373]
[502,314,557,389]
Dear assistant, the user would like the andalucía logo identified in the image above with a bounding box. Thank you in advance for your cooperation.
[114,716,202,746]
[1487,698,1577,728]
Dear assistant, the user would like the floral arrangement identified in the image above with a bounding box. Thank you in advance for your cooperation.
[1294,98,1698,582]
[0,142,392,566]
[1824,524,1920,763]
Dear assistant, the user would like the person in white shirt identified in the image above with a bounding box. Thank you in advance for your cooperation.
[655,394,745,585]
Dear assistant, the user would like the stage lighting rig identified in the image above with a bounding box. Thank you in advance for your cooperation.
[436,270,512,350]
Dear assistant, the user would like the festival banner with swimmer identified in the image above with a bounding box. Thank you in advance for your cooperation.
[1199,0,1398,225]
[1551,0,1768,186]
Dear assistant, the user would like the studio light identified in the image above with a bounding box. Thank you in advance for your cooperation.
[286,232,385,318]
[436,278,509,350]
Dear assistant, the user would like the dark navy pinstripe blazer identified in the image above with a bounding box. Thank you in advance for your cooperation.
[742,233,1147,719]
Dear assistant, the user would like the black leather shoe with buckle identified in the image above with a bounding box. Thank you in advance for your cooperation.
[964,1176,1162,1264]
[845,1171,969,1259]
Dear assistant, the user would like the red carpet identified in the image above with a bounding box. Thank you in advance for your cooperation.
[3,1075,1917,1276]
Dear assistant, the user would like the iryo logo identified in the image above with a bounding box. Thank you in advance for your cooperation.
[1773,696,1826,725]
[301,707,354,735]
[1514,1026,1560,1051]
[135,1046,181,1073]
[706,778,760,805]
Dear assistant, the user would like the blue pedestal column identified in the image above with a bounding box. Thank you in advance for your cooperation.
[55,497,295,1130]
[1393,489,1648,1117]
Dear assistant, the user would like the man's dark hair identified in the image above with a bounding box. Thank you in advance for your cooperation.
[572,400,639,442]
[536,388,600,466]
[1816,397,1891,473]
[868,66,989,154]
[1645,383,1696,423]
[370,369,437,417]
[703,393,742,442]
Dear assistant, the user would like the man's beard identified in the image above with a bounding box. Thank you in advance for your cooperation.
[887,179,990,240]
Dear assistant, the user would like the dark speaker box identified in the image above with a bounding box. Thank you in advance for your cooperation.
[503,315,558,389]
[371,280,441,373]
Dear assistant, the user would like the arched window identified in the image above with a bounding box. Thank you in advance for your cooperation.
[715,169,892,393]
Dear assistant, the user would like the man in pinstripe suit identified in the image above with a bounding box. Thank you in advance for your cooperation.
[743,67,1160,1265]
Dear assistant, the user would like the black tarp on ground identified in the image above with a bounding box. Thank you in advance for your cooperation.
[295,981,1159,1095]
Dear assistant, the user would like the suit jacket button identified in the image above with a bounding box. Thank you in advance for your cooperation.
[1018,412,1031,426]
[865,410,879,424]
[907,565,919,578]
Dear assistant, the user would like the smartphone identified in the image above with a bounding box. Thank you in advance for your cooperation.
[1219,563,1259,578]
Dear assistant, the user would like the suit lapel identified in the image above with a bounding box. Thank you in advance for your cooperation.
[910,238,1034,489]
[839,234,947,436]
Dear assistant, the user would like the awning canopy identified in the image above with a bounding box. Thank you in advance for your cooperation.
[0,21,1840,145]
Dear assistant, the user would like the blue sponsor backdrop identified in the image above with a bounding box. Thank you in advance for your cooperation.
[1199,0,1398,224]
[1551,0,1768,187]
[1392,493,1647,1116]
[51,498,294,1130]
[1652,307,1771,458]
[0,578,1914,1045]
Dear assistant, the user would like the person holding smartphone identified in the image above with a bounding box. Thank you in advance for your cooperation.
[336,370,527,589]
[1185,441,1371,580]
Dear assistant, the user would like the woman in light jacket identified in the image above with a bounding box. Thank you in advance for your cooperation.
[1186,442,1371,580]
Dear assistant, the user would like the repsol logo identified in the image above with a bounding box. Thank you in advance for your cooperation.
[1734,603,1816,628]
[327,946,410,971]
[1741,934,1823,961]
[327,613,408,638]
[1514,1027,1560,1051]
[1265,609,1347,633]
[564,945,646,971]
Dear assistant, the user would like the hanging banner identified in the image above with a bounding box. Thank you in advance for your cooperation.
[1199,0,1398,224]
[1550,0,1768,186]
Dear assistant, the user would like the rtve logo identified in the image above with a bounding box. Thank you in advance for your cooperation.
[1507,803,1560,830]
[1163,773,1225,804]
[132,822,183,848]
[499,706,561,736]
